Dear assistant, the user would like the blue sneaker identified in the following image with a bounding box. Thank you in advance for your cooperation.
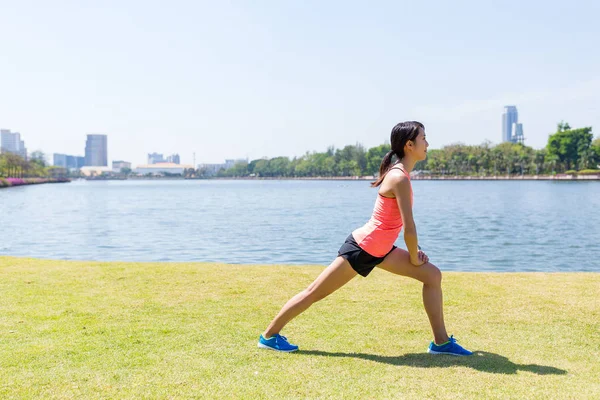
[258,334,299,352]
[428,335,472,356]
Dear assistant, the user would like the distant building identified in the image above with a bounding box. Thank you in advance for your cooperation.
[84,134,108,166]
[0,129,28,160]
[133,162,194,175]
[53,154,66,167]
[166,154,180,164]
[502,106,524,144]
[80,166,113,176]
[225,158,247,169]
[112,160,132,173]
[54,153,85,169]
[198,158,248,176]
[147,153,165,164]
[197,163,226,176]
[512,122,524,145]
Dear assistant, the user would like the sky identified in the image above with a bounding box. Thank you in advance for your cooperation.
[1,0,599,166]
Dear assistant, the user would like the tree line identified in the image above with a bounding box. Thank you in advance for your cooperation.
[0,151,56,178]
[216,122,599,178]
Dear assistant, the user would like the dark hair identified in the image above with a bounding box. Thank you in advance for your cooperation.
[371,121,424,187]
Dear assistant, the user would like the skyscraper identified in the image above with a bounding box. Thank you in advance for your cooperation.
[148,153,165,164]
[54,153,85,169]
[84,134,108,166]
[0,129,28,159]
[166,154,180,164]
[502,106,518,143]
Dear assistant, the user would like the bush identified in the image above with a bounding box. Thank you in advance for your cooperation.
[6,178,26,186]
[0,178,8,187]
[578,169,600,175]
[565,170,578,175]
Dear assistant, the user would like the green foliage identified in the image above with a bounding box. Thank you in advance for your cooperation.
[578,169,600,175]
[591,138,600,162]
[0,152,51,178]
[366,144,391,175]
[546,125,594,171]
[557,121,571,132]
[194,123,595,178]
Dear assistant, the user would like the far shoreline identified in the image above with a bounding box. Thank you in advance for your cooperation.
[82,174,600,182]
[205,174,600,181]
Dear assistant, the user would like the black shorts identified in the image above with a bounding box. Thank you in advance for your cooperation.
[337,234,396,277]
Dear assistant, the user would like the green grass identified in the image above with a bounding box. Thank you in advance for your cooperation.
[1,256,599,399]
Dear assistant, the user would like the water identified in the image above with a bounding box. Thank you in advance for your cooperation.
[1,179,599,272]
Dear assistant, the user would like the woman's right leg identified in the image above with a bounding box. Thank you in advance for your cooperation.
[377,248,448,344]
[263,256,357,338]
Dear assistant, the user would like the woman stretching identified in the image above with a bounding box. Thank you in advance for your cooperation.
[258,121,472,356]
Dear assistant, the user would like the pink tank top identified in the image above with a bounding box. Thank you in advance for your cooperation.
[352,167,412,257]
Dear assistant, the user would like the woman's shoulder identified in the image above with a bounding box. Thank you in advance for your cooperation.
[379,168,411,197]
[385,167,411,185]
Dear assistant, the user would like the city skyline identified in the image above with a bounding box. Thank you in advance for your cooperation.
[1,2,598,166]
[0,109,596,169]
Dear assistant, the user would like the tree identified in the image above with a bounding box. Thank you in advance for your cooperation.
[268,157,290,177]
[547,123,593,171]
[30,151,46,166]
[365,144,391,175]
[183,168,196,178]
[0,153,26,177]
[533,148,547,175]
[253,159,270,177]
[591,138,600,166]
[557,121,572,132]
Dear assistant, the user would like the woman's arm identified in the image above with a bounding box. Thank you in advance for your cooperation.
[391,175,423,266]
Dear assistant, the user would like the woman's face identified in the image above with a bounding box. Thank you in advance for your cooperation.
[409,128,429,161]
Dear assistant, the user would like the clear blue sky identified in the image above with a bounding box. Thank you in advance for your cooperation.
[1,0,598,166]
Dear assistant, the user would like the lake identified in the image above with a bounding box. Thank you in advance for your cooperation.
[1,179,599,272]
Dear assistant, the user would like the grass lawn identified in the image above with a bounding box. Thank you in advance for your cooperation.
[1,256,599,399]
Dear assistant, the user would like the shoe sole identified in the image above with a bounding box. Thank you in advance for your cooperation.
[428,349,471,356]
[257,342,299,352]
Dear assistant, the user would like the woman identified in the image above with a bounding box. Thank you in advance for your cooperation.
[258,121,472,356]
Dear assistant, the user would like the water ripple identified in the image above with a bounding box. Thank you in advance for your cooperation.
[0,180,599,272]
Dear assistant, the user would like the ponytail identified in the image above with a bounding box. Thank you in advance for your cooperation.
[371,150,396,187]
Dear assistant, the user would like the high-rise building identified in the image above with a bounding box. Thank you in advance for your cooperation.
[148,153,164,164]
[501,106,524,144]
[502,106,518,143]
[166,154,180,164]
[84,134,108,166]
[112,160,131,173]
[54,153,85,169]
[0,129,28,159]
[225,158,248,169]
[53,153,67,167]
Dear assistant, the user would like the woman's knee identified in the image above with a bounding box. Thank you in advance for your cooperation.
[425,263,442,286]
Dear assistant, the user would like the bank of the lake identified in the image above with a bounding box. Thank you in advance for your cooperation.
[0,177,71,188]
[91,174,600,181]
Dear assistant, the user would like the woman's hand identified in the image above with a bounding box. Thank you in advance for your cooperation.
[411,250,429,266]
